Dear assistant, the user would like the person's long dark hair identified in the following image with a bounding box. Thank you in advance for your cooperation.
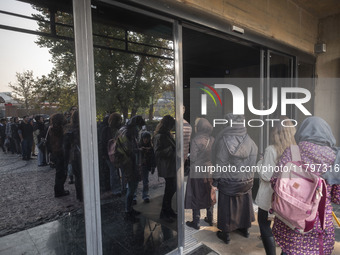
[50,113,65,136]
[154,115,175,136]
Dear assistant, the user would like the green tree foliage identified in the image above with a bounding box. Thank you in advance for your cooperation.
[8,70,36,111]
[33,6,174,120]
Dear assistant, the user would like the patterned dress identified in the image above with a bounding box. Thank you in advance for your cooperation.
[271,141,340,255]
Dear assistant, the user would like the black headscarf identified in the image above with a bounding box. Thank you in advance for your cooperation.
[295,116,340,185]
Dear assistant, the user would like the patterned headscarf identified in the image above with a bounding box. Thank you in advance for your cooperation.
[295,116,340,185]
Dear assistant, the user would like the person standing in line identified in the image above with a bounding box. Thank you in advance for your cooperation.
[11,117,21,155]
[185,118,215,230]
[18,116,34,160]
[0,118,6,153]
[101,112,123,197]
[255,117,296,255]
[153,115,177,223]
[33,115,48,167]
[271,116,340,255]
[135,131,156,203]
[48,113,69,198]
[115,115,145,222]
[64,110,83,201]
[212,113,258,244]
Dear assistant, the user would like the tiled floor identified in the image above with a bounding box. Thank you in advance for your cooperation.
[0,197,178,255]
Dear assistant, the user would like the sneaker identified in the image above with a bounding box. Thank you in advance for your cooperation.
[186,221,200,230]
[143,198,150,203]
[217,231,230,244]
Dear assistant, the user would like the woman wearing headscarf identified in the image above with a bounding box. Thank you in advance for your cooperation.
[271,116,340,255]
[185,118,215,230]
[153,115,177,223]
[255,117,296,255]
[212,113,258,244]
[116,115,145,222]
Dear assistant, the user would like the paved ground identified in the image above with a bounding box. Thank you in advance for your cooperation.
[0,151,82,237]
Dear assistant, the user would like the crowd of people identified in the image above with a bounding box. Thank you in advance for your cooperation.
[2,109,340,254]
[184,114,340,255]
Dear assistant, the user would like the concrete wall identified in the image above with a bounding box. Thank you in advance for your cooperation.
[315,14,340,143]
[177,0,318,53]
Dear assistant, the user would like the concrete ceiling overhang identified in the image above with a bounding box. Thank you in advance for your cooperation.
[293,0,340,18]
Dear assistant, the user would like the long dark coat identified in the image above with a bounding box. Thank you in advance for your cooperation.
[212,114,258,232]
[185,118,215,209]
[153,130,176,178]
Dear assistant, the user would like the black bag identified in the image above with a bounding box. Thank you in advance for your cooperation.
[37,138,46,150]
[37,126,49,150]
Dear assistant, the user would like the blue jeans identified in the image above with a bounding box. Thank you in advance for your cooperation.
[22,138,33,160]
[133,166,150,200]
[106,160,122,195]
[125,180,138,212]
[38,147,46,165]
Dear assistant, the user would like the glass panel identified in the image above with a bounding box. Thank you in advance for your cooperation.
[268,52,294,118]
[0,1,86,254]
[90,2,177,254]
[296,62,315,124]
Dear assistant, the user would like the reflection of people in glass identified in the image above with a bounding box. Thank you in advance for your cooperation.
[255,117,296,255]
[116,115,145,222]
[136,131,156,203]
[48,113,69,198]
[185,118,214,230]
[18,116,34,160]
[212,113,258,244]
[101,112,123,196]
[153,115,177,223]
[33,115,47,166]
[64,110,82,201]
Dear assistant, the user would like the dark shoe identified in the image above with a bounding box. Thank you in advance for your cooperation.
[262,236,276,255]
[237,228,250,238]
[160,211,174,223]
[144,198,150,203]
[132,200,137,205]
[217,231,230,244]
[124,212,139,223]
[54,190,70,198]
[204,217,213,226]
[32,154,37,157]
[168,209,177,218]
[186,221,200,230]
[131,208,141,216]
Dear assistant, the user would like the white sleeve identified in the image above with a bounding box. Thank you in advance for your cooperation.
[257,146,277,182]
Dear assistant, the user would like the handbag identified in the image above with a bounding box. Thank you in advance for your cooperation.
[37,126,49,150]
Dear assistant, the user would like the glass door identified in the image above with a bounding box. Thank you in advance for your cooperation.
[90,2,178,254]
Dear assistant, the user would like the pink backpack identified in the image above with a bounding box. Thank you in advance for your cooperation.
[270,145,327,236]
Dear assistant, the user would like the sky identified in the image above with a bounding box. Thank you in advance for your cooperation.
[0,0,53,92]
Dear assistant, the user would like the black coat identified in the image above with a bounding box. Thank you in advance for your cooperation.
[153,131,176,178]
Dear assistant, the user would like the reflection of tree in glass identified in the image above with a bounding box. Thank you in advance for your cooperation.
[8,70,35,112]
[32,6,173,120]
